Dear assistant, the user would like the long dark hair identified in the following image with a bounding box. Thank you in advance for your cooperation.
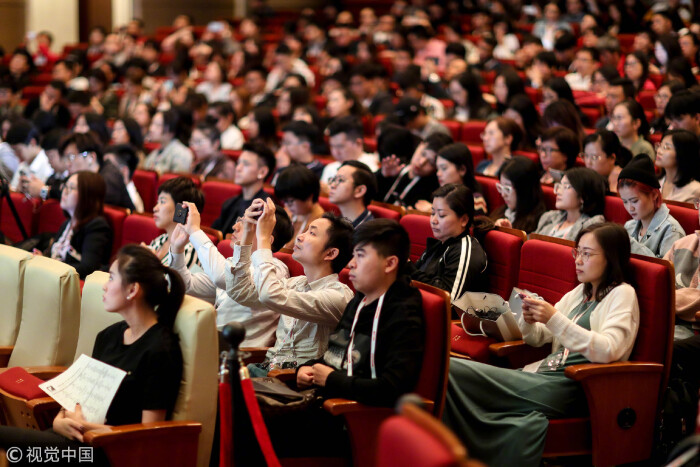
[436,143,479,192]
[497,156,546,232]
[565,167,606,217]
[73,171,106,231]
[252,107,278,145]
[115,244,185,329]
[506,93,543,150]
[575,222,632,302]
[625,51,650,91]
[452,70,490,116]
[615,99,650,137]
[495,67,525,113]
[661,129,700,187]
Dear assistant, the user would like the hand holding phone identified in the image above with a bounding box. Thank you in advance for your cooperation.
[173,203,189,224]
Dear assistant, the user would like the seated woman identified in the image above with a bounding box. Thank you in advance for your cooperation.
[0,245,184,458]
[491,156,547,233]
[649,80,684,135]
[142,108,193,174]
[432,143,488,215]
[447,70,496,122]
[407,184,489,300]
[582,130,632,193]
[189,122,235,180]
[618,154,685,258]
[111,116,145,161]
[149,176,205,268]
[611,99,656,161]
[542,100,586,142]
[535,167,607,240]
[656,129,700,203]
[663,199,700,340]
[623,51,657,93]
[73,112,111,146]
[274,164,324,250]
[195,62,232,103]
[538,126,580,184]
[443,222,640,467]
[37,171,113,279]
[504,94,544,151]
[493,67,525,115]
[476,117,523,177]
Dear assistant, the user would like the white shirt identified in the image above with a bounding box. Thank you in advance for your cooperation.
[220,125,245,150]
[171,230,286,347]
[564,72,593,92]
[320,152,380,185]
[10,149,54,190]
[195,81,233,103]
[126,180,144,213]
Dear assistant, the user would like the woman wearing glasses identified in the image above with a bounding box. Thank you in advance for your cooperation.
[34,171,113,279]
[535,167,607,240]
[538,126,580,184]
[189,121,235,180]
[618,154,685,258]
[476,117,523,177]
[655,129,700,203]
[492,156,547,233]
[443,222,639,467]
[581,130,632,193]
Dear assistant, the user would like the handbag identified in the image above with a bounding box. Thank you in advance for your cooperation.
[252,377,322,418]
[453,291,522,342]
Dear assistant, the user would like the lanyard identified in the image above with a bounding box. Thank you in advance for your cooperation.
[347,293,385,379]
[383,167,420,203]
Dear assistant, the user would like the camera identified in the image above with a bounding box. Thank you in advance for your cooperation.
[173,203,189,224]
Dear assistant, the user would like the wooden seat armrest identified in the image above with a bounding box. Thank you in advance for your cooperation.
[488,340,550,368]
[26,397,60,411]
[563,361,664,381]
[0,346,13,367]
[240,347,270,365]
[24,366,68,380]
[83,421,202,446]
[323,398,435,416]
[696,310,700,322]
[267,368,296,382]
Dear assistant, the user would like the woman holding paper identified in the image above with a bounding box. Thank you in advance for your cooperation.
[442,222,639,467]
[0,245,184,458]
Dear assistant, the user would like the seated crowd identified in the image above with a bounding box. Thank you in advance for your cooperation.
[2,1,700,464]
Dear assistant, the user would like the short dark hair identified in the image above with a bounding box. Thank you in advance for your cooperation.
[5,119,40,145]
[242,141,276,175]
[59,132,103,165]
[540,126,580,169]
[193,121,221,145]
[534,51,558,68]
[245,64,268,80]
[157,176,205,212]
[445,42,466,58]
[271,204,294,253]
[274,164,321,202]
[565,167,606,217]
[104,144,139,179]
[327,116,363,141]
[578,46,600,62]
[424,132,454,154]
[281,120,319,144]
[665,90,700,120]
[321,212,353,273]
[209,101,237,122]
[341,160,377,206]
[575,222,632,302]
[582,130,632,168]
[377,126,420,162]
[40,128,67,151]
[609,77,636,99]
[48,80,68,97]
[352,219,410,271]
[67,90,91,107]
[554,31,577,51]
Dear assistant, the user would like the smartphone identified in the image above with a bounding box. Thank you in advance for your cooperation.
[207,21,225,33]
[173,203,189,224]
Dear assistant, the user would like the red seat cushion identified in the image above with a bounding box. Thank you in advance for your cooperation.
[132,169,158,213]
[475,175,504,214]
[36,199,67,234]
[377,415,456,467]
[217,240,233,259]
[666,203,699,236]
[400,214,432,262]
[462,121,487,144]
[518,239,578,304]
[273,251,304,277]
[121,214,164,247]
[318,197,340,215]
[450,323,496,363]
[604,195,632,226]
[0,367,46,400]
[367,204,401,221]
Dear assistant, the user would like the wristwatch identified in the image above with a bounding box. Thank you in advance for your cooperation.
[40,186,49,201]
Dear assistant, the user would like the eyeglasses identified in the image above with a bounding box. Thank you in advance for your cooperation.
[553,182,572,194]
[580,152,603,162]
[495,182,513,196]
[189,138,208,146]
[571,247,601,262]
[67,151,91,161]
[537,145,561,156]
[654,142,673,152]
[327,175,349,187]
[654,93,672,101]
[694,198,700,210]
[61,183,78,193]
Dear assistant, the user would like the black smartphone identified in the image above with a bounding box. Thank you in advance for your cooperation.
[173,203,189,224]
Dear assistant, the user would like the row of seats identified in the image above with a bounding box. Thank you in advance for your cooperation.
[0,245,218,466]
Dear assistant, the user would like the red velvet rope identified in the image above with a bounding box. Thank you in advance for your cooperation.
[240,378,282,467]
[218,382,232,467]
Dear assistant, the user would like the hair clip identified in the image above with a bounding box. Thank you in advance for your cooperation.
[164,272,171,293]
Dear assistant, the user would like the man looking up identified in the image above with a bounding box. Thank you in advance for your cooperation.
[328,161,377,228]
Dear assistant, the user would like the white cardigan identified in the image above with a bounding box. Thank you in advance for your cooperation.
[519,283,639,370]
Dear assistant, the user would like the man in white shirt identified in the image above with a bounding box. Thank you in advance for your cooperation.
[6,120,53,191]
[169,200,294,348]
[565,47,599,91]
[321,116,379,188]
[226,198,355,376]
[265,44,315,93]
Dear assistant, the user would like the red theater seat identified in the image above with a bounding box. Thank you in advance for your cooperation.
[0,193,39,243]
[400,214,433,262]
[665,200,699,235]
[132,169,158,213]
[462,121,487,145]
[103,205,129,258]
[272,251,304,277]
[475,175,504,214]
[200,181,242,228]
[121,213,164,247]
[36,199,67,234]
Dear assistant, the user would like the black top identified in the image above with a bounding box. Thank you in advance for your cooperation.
[92,321,183,426]
[408,229,488,300]
[23,98,71,129]
[301,276,425,407]
[374,170,439,209]
[100,161,136,212]
[210,187,271,235]
[368,91,395,116]
[350,209,374,228]
[49,216,113,279]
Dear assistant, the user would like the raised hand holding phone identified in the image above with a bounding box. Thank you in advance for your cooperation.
[241,198,265,245]
[255,198,277,250]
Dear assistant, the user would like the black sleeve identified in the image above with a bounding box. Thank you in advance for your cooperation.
[323,292,425,406]
[68,218,113,278]
[373,170,396,203]
[211,198,236,232]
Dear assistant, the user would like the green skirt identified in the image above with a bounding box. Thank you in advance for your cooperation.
[442,358,586,467]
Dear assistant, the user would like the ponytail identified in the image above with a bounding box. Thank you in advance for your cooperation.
[116,245,185,329]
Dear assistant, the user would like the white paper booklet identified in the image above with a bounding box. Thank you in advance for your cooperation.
[39,354,127,424]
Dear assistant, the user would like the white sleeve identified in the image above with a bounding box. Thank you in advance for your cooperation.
[190,229,230,290]
[170,247,217,303]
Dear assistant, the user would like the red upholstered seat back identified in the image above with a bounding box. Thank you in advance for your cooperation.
[440,120,462,141]
[157,173,201,189]
[462,121,487,145]
[200,181,242,228]
[272,251,304,277]
[368,204,401,222]
[338,268,355,292]
[217,240,233,259]
[628,257,674,365]
[36,199,67,234]
[0,193,39,243]
[468,145,486,169]
[542,184,556,210]
[132,169,158,213]
[483,229,523,299]
[604,195,632,226]
[666,203,698,236]
[475,175,504,214]
[318,197,340,215]
[518,239,578,304]
[377,415,457,467]
[121,214,164,247]
[400,214,433,262]
[103,205,128,257]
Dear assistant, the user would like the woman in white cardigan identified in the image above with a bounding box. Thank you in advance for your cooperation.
[443,222,639,467]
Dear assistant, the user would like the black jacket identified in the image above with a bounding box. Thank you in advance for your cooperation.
[48,216,113,279]
[301,276,425,407]
[408,230,488,300]
[211,188,271,235]
[374,170,439,209]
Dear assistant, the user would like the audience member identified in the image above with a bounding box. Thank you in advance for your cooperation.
[581,130,632,193]
[492,156,547,233]
[327,160,377,227]
[143,109,193,174]
[476,117,522,177]
[655,129,700,203]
